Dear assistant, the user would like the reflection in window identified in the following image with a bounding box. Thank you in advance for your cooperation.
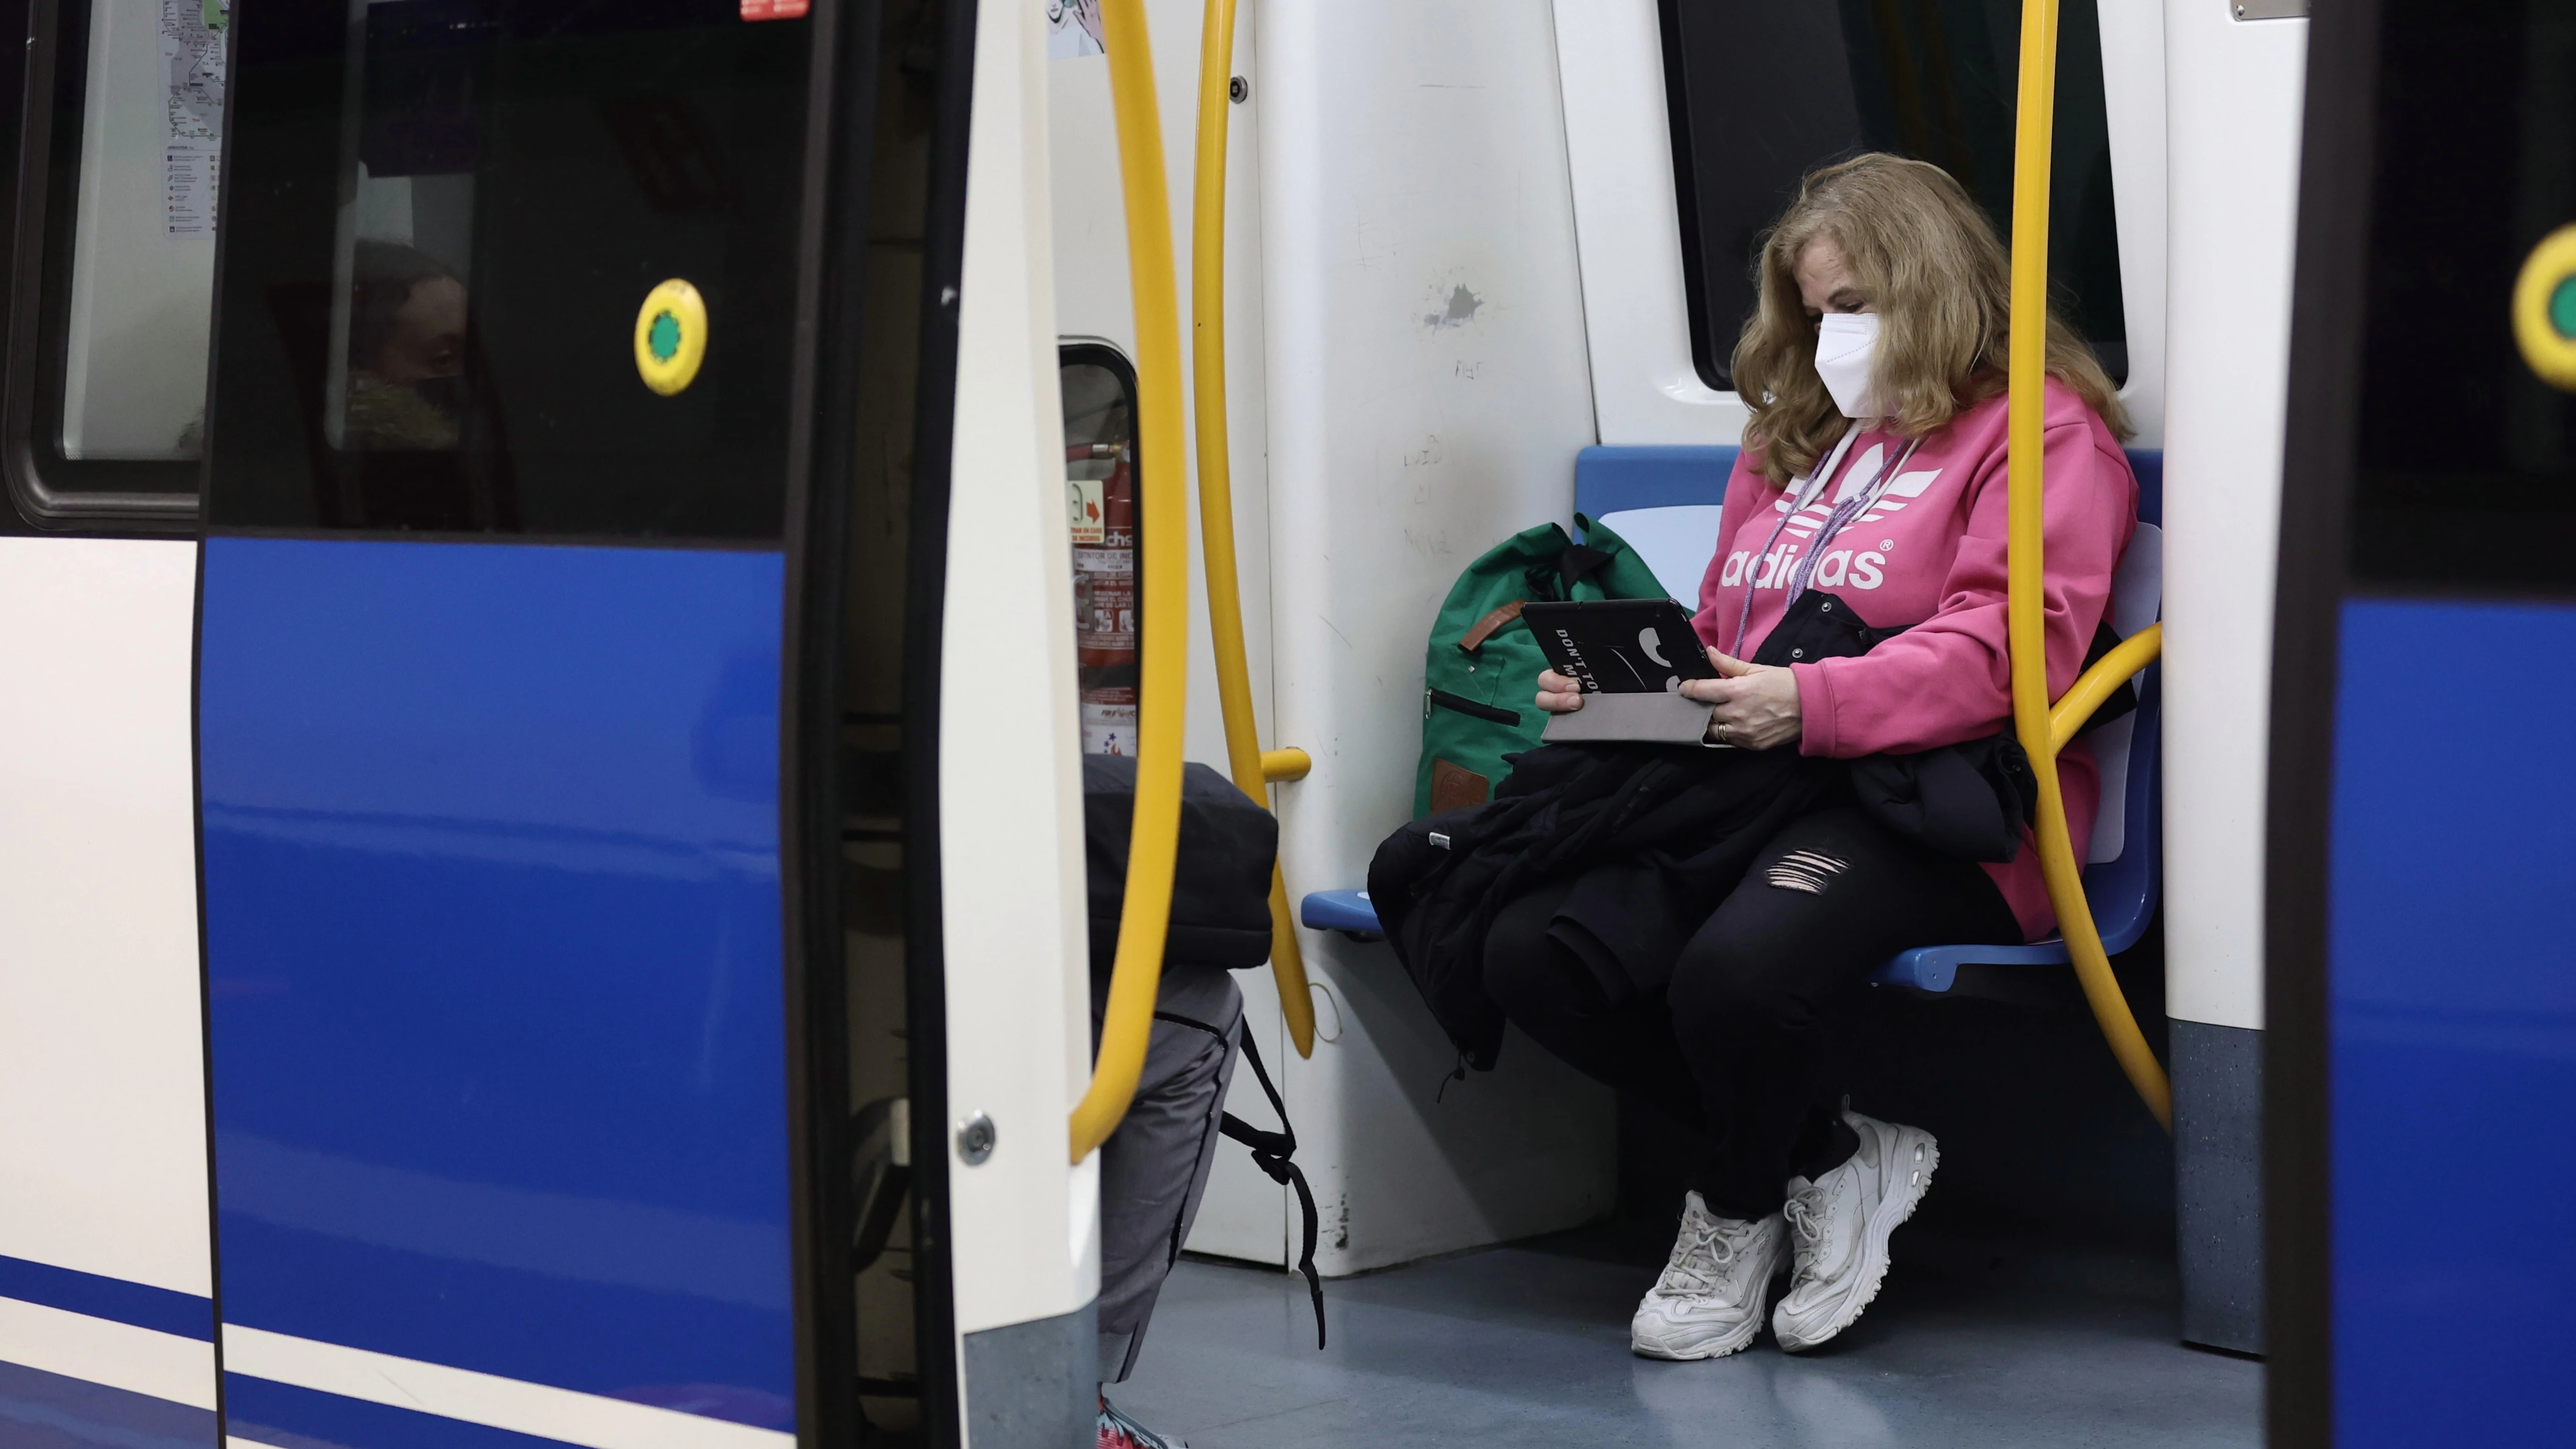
[1061,349,1138,756]
[1660,0,2126,389]
[338,241,468,451]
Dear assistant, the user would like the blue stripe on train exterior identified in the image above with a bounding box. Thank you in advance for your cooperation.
[196,538,798,1435]
[0,1254,213,1341]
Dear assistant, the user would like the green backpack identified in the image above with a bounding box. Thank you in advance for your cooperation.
[1413,514,1675,816]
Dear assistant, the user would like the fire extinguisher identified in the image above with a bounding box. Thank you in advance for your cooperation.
[1068,441,1137,755]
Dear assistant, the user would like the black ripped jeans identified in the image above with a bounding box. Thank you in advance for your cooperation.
[1481,804,2019,1221]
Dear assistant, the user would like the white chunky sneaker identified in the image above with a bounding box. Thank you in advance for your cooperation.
[1630,1191,1791,1360]
[1771,1108,1937,1352]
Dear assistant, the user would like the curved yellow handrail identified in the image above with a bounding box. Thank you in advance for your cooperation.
[2048,624,2161,758]
[1071,0,1194,1163]
[2008,0,2173,1130]
[1193,0,1316,1057]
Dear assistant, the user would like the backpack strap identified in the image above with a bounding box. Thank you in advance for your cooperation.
[1454,599,1525,655]
[1557,542,1613,592]
[1220,1024,1326,1350]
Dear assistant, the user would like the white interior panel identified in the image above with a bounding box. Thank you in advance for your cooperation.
[0,538,210,1296]
[1551,0,1745,447]
[1258,0,1617,1275]
[940,0,1096,1338]
[2159,3,2307,1032]
[2097,0,2170,447]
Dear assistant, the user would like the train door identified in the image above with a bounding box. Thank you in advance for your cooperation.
[172,0,1098,1446]
[2273,2,2576,1442]
[189,0,865,1443]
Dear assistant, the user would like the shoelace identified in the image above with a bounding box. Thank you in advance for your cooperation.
[1656,1215,1741,1295]
[1782,1188,1830,1285]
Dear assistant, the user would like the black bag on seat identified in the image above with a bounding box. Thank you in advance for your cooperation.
[1080,755,1277,972]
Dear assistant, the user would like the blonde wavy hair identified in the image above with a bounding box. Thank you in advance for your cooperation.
[1731,153,2132,486]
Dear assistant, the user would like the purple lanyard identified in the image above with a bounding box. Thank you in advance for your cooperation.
[1730,430,1922,656]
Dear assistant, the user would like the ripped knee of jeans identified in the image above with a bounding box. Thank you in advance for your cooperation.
[1763,848,1850,896]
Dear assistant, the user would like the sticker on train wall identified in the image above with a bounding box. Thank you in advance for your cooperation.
[1047,0,1104,58]
[1069,477,1106,545]
[2512,225,2576,391]
[739,0,808,19]
[634,279,707,396]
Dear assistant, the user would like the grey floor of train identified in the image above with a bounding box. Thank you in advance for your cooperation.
[1112,1220,2261,1448]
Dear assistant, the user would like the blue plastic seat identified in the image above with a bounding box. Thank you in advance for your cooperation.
[1301,446,2166,994]
[1301,886,1384,939]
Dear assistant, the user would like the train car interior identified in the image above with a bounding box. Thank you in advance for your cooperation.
[1037,1,2264,1445]
[5,0,2570,1446]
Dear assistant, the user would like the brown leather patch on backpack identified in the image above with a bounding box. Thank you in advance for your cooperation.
[1454,600,1525,655]
[1428,758,1490,813]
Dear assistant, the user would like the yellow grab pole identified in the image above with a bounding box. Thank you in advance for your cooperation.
[1072,0,1194,1162]
[2008,0,2173,1129]
[1193,0,1316,1056]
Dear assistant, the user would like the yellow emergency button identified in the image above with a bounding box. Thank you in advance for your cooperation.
[2512,225,2576,391]
[634,279,708,395]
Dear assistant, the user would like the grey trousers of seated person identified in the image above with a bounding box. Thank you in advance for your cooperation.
[1093,963,1244,1384]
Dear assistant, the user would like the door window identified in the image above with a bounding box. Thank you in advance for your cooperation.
[4,0,232,522]
[1061,344,1139,755]
[2348,2,2576,593]
[1659,0,2127,390]
[204,0,812,539]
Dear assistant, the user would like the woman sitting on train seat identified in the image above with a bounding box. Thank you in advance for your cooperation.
[1510,152,2135,1359]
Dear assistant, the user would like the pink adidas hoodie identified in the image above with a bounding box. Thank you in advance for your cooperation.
[1692,380,2137,940]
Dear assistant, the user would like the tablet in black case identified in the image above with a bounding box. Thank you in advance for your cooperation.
[1521,599,1717,694]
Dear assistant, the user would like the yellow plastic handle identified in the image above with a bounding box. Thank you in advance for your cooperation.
[1071,0,1194,1163]
[2007,0,2173,1130]
[1192,0,1317,1057]
[1259,748,1312,783]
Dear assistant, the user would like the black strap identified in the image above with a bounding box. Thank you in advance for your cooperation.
[1219,1024,1326,1350]
[1557,542,1614,592]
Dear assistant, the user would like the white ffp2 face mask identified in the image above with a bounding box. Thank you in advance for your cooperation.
[1813,312,1885,420]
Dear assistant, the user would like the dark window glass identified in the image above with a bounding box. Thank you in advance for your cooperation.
[2347,1,2576,594]
[205,0,811,540]
[1059,344,1138,756]
[1660,0,2126,391]
[4,0,231,524]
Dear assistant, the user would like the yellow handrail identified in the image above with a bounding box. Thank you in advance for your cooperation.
[1071,0,1194,1162]
[1193,0,1316,1057]
[2007,0,2173,1130]
[2048,624,2161,758]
